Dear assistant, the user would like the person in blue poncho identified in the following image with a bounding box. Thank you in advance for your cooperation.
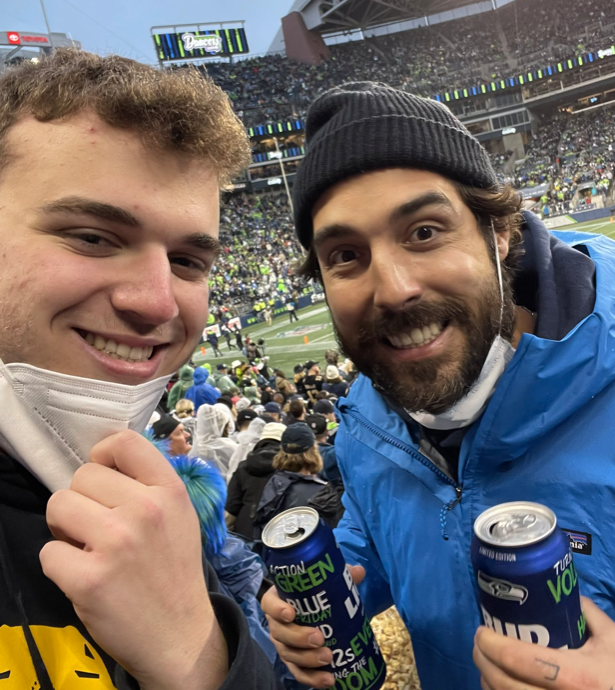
[185,366,221,412]
[263,82,615,690]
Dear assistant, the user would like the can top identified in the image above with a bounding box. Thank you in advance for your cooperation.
[262,506,320,549]
[474,501,556,547]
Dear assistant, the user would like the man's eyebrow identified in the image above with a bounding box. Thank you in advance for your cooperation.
[39,196,141,228]
[312,224,358,252]
[389,191,455,224]
[312,192,456,252]
[182,233,221,258]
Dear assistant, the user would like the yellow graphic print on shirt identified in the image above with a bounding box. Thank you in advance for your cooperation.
[0,625,116,688]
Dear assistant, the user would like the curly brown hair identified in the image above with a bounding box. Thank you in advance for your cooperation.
[297,182,524,284]
[0,49,251,185]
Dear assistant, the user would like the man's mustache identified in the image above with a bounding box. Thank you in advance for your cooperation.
[356,298,474,343]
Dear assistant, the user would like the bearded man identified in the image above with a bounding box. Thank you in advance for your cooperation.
[263,82,615,690]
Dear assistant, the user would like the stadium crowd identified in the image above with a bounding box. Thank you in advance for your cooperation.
[210,192,307,315]
[202,0,615,129]
[509,105,615,215]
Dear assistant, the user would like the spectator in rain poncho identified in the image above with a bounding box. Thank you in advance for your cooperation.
[215,399,236,436]
[166,364,194,411]
[227,412,266,481]
[192,403,239,479]
[184,366,220,412]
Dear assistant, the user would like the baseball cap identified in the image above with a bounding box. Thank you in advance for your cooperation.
[237,409,258,424]
[304,360,319,370]
[261,422,287,442]
[281,423,316,454]
[231,360,242,368]
[293,364,305,374]
[314,399,335,415]
[325,365,339,380]
[305,414,327,436]
[264,401,282,414]
[152,415,181,440]
[216,363,228,371]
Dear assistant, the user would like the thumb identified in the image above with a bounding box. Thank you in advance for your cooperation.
[348,564,366,586]
[581,596,615,638]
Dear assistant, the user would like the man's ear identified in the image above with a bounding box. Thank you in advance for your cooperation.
[496,228,511,263]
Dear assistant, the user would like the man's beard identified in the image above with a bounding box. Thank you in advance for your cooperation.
[332,274,516,415]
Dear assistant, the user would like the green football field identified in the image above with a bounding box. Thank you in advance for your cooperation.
[192,302,338,376]
[193,216,615,376]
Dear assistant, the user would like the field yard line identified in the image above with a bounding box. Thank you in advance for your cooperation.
[308,329,335,344]
[242,305,330,337]
[262,342,338,354]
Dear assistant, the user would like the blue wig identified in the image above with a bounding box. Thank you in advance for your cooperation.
[144,430,227,556]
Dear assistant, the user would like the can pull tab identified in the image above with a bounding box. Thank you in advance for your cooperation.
[490,513,537,541]
[284,520,305,539]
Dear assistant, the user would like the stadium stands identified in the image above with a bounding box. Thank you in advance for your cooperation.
[204,0,615,128]
[211,192,305,316]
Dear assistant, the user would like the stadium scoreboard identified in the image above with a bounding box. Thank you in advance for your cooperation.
[152,22,248,62]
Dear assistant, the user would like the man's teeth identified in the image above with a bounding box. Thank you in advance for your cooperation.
[387,322,444,349]
[83,332,154,363]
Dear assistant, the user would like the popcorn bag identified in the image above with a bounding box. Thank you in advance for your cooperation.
[371,607,421,690]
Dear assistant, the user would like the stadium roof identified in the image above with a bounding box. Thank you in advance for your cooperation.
[298,0,483,33]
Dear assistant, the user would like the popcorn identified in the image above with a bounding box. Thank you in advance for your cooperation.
[371,607,421,690]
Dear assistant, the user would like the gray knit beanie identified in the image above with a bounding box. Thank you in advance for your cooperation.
[292,82,497,249]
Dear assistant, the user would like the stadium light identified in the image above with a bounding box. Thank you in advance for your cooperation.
[39,0,54,48]
[273,137,293,214]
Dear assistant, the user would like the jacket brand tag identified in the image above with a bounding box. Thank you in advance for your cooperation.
[561,528,592,555]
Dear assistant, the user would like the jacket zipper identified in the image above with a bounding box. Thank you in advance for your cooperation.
[346,408,462,540]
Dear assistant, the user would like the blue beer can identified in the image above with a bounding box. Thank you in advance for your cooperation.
[262,507,386,690]
[471,501,587,649]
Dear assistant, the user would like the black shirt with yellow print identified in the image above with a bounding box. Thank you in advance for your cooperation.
[0,450,281,690]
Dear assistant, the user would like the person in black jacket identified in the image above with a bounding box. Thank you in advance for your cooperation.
[225,422,286,540]
[0,51,280,689]
[253,424,343,542]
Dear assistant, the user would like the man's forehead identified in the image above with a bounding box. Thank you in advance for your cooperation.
[2,112,220,230]
[4,111,219,182]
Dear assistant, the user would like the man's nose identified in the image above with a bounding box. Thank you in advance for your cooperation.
[371,249,423,312]
[110,248,180,325]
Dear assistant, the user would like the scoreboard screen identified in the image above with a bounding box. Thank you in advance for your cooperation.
[154,28,249,61]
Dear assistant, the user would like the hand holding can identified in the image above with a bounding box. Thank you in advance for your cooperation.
[262,507,386,690]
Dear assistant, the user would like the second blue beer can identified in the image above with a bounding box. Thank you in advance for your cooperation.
[471,501,587,649]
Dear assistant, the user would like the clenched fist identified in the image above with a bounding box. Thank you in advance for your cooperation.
[40,430,228,690]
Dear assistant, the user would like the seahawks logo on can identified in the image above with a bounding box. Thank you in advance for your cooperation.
[477,571,529,604]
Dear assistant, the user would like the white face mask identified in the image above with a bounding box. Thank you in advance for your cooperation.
[0,359,171,492]
[409,335,515,430]
[409,222,515,431]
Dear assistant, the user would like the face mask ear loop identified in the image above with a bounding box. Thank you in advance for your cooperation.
[492,219,504,335]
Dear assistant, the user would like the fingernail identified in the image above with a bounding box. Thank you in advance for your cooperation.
[308,632,323,647]
[318,650,331,664]
[281,609,294,623]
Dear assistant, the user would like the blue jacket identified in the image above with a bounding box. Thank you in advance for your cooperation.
[334,230,615,689]
[185,367,220,411]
